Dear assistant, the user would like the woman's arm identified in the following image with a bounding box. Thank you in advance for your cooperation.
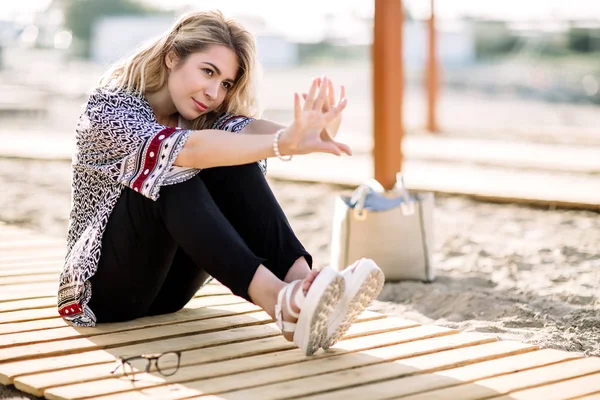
[244,117,334,142]
[174,129,284,169]
[241,119,284,135]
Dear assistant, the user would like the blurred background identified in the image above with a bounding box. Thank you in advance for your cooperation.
[1,0,600,145]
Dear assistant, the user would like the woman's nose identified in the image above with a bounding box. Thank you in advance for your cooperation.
[205,82,219,99]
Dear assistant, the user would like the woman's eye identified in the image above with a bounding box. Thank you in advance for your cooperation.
[222,82,232,90]
[202,68,213,76]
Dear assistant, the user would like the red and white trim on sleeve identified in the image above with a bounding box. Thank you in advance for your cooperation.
[131,127,179,193]
[58,301,83,317]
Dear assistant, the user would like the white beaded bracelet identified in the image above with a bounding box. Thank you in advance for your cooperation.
[273,128,293,162]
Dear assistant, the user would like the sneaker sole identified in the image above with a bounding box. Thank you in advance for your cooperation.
[322,265,384,350]
[294,267,345,356]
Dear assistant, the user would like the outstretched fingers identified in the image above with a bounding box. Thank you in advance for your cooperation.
[333,140,352,156]
[319,141,343,156]
[317,139,352,156]
[303,79,319,110]
[325,96,348,122]
[327,80,335,111]
[313,77,329,111]
[294,92,302,121]
[338,85,346,104]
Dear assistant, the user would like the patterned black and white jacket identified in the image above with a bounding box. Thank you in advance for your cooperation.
[57,88,258,326]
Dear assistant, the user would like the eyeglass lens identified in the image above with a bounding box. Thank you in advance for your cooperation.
[156,352,180,376]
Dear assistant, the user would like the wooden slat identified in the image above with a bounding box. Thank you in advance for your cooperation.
[0,293,243,326]
[0,297,256,340]
[0,246,63,257]
[42,323,456,400]
[0,259,62,269]
[0,307,60,326]
[397,357,600,400]
[205,340,536,400]
[0,289,239,334]
[0,311,274,364]
[0,296,251,339]
[342,315,418,338]
[15,318,417,397]
[0,282,230,315]
[490,373,600,399]
[0,251,65,263]
[0,284,58,302]
[306,348,580,400]
[0,239,64,250]
[572,391,600,400]
[0,279,232,303]
[0,297,57,313]
[0,266,61,278]
[0,273,59,285]
[63,332,495,400]
[1,282,58,294]
[0,258,61,266]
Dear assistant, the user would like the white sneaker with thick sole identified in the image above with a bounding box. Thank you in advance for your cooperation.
[321,258,385,350]
[275,266,345,356]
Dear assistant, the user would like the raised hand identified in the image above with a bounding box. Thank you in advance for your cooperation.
[322,79,346,140]
[280,77,351,157]
[303,79,346,141]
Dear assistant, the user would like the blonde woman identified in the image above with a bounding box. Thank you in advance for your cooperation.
[58,10,384,356]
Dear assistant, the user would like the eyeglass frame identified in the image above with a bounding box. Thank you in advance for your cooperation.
[110,351,182,381]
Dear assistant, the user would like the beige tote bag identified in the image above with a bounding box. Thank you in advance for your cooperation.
[329,176,435,282]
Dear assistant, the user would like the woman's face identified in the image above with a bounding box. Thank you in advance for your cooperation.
[166,45,239,120]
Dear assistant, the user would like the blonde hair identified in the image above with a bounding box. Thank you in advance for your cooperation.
[99,10,260,130]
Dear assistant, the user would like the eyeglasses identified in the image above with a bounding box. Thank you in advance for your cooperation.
[110,351,181,381]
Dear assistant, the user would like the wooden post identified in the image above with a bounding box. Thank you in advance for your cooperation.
[373,0,404,191]
[426,0,439,132]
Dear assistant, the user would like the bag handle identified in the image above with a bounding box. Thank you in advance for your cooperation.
[351,176,415,205]
[350,178,384,219]
[394,173,416,214]
[350,175,416,219]
[349,184,371,220]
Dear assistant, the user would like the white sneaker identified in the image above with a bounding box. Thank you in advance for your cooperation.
[275,266,345,356]
[321,258,385,349]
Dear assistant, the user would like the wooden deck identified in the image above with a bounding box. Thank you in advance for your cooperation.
[1,223,600,400]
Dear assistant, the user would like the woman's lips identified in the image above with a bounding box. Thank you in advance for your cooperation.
[192,98,208,112]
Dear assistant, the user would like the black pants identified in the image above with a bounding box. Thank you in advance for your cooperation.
[88,163,312,323]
